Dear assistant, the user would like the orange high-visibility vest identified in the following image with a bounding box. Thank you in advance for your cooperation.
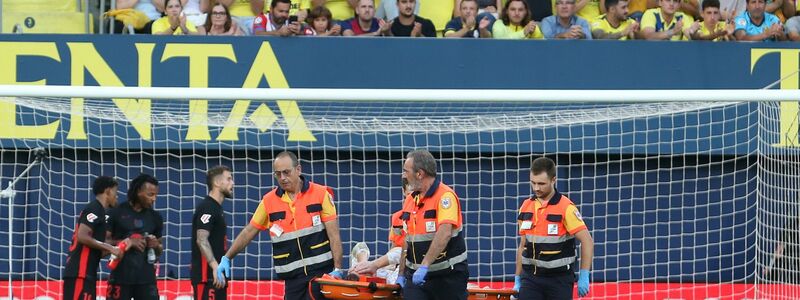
[389,211,405,248]
[518,191,577,275]
[262,179,334,279]
[400,179,467,277]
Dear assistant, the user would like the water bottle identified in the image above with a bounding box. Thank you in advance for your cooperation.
[108,241,127,270]
[145,232,156,264]
[147,248,156,264]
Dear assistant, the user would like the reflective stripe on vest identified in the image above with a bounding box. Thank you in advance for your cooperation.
[525,234,573,244]
[405,251,468,272]
[520,256,576,269]
[405,228,461,242]
[274,251,333,274]
[271,224,325,243]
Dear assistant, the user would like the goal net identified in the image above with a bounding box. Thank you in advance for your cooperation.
[1,95,799,299]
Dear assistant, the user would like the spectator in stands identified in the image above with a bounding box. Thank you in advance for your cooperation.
[627,0,653,21]
[378,0,420,19]
[647,0,699,18]
[389,0,437,36]
[218,0,264,35]
[201,2,244,35]
[691,0,734,40]
[315,0,358,20]
[113,0,161,33]
[525,0,554,21]
[460,0,502,29]
[680,0,701,18]
[733,0,785,41]
[342,0,391,35]
[152,0,202,34]
[254,0,303,36]
[444,0,492,37]
[717,0,745,20]
[639,0,695,40]
[182,0,209,27]
[764,0,794,23]
[785,14,800,40]
[591,0,639,39]
[418,0,457,35]
[304,6,343,35]
[455,0,502,17]
[541,0,593,39]
[576,0,603,23]
[492,0,544,38]
[268,0,312,22]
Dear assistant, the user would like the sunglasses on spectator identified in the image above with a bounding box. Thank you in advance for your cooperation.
[212,11,227,16]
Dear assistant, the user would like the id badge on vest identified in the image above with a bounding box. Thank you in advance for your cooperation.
[425,221,436,233]
[520,221,532,230]
[547,224,558,235]
[312,215,322,226]
[270,224,284,237]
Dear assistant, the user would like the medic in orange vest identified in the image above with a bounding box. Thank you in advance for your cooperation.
[397,150,469,300]
[514,157,594,299]
[217,151,345,300]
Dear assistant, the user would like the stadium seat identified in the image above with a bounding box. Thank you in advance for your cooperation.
[3,0,78,13]
[2,11,93,34]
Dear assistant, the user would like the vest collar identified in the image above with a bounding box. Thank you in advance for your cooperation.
[275,175,310,197]
[411,177,440,199]
[538,189,562,205]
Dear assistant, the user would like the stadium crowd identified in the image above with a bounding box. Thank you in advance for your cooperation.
[104,0,800,40]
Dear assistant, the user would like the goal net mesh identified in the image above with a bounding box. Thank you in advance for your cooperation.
[1,97,798,299]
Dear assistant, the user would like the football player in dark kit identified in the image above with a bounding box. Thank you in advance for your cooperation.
[106,174,165,300]
[192,166,233,300]
[63,176,122,300]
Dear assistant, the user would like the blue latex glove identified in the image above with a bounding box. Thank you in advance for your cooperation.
[578,269,590,297]
[396,275,406,288]
[218,256,231,279]
[512,275,521,292]
[329,268,347,279]
[412,266,428,285]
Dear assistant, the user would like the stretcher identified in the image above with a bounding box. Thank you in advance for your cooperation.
[467,288,516,300]
[316,275,516,300]
[316,275,401,300]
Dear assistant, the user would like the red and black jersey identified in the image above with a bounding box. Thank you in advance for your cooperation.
[106,201,164,285]
[64,200,107,279]
[191,196,228,284]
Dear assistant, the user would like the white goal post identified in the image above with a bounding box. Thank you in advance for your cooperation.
[1,84,800,101]
[1,85,799,300]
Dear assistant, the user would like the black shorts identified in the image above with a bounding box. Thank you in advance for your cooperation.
[518,272,574,300]
[63,277,96,300]
[193,282,227,300]
[106,283,159,300]
[284,273,325,300]
[400,270,468,300]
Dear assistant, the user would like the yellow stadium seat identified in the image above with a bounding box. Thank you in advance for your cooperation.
[3,0,78,13]
[2,11,93,34]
